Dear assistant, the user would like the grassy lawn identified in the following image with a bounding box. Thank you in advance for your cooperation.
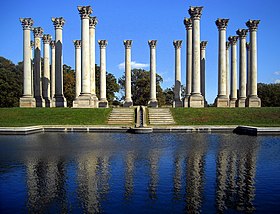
[0,108,112,127]
[171,107,280,127]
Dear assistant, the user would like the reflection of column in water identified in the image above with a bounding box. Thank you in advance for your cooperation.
[98,155,110,200]
[77,154,100,213]
[124,151,135,199]
[148,149,160,200]
[226,152,237,205]
[173,156,183,200]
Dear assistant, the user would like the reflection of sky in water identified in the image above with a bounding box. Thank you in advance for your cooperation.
[0,133,280,213]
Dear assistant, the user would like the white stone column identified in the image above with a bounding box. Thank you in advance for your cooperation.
[30,41,34,98]
[246,42,251,97]
[19,18,36,107]
[246,20,261,107]
[33,27,45,107]
[51,17,67,107]
[236,29,248,107]
[98,40,108,108]
[73,40,81,99]
[148,40,158,107]
[173,40,183,108]
[183,18,192,107]
[226,41,230,99]
[228,36,238,107]
[42,34,52,107]
[200,41,207,105]
[123,40,133,107]
[50,40,55,107]
[215,18,229,107]
[89,16,98,105]
[188,6,204,108]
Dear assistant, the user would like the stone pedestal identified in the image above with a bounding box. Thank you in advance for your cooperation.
[98,40,108,108]
[50,41,55,107]
[188,7,204,108]
[183,18,192,108]
[123,40,133,107]
[228,36,238,107]
[148,40,158,108]
[200,41,207,106]
[173,40,182,107]
[19,18,36,108]
[52,17,67,107]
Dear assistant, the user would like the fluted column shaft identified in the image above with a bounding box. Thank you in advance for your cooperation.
[89,17,97,98]
[42,34,51,106]
[246,42,251,96]
[200,41,207,100]
[148,40,158,107]
[173,40,182,107]
[184,18,192,99]
[228,36,238,107]
[124,40,133,107]
[50,41,55,100]
[74,40,81,98]
[226,42,230,98]
[30,41,34,97]
[98,40,107,102]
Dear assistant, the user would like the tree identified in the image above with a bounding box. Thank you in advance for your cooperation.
[63,64,75,107]
[258,83,280,107]
[163,87,174,106]
[118,69,165,106]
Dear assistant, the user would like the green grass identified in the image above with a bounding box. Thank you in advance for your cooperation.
[170,107,280,127]
[0,108,112,127]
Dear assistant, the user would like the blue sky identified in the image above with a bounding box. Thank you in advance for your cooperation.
[0,0,279,103]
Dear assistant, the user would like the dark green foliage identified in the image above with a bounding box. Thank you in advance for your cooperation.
[258,83,280,107]
[63,64,75,107]
[163,87,174,106]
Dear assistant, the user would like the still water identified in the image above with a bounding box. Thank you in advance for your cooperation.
[0,133,280,213]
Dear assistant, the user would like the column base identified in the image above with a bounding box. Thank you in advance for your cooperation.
[91,94,99,108]
[173,99,183,108]
[35,96,45,107]
[246,96,261,107]
[214,96,229,107]
[148,100,158,108]
[99,99,108,108]
[183,95,190,107]
[72,94,98,108]
[19,96,36,108]
[123,100,133,107]
[43,97,51,107]
[229,98,237,107]
[237,98,246,107]
[189,94,204,108]
[53,95,67,107]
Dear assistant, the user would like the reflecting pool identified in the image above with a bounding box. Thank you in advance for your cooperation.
[0,133,280,213]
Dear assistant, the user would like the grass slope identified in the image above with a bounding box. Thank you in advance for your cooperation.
[0,108,112,127]
[171,107,280,126]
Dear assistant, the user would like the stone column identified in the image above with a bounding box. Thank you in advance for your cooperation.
[148,40,158,107]
[173,40,183,108]
[42,34,52,107]
[236,29,248,107]
[123,40,133,107]
[228,36,238,107]
[215,18,229,107]
[200,41,207,106]
[33,27,45,107]
[188,6,204,108]
[89,16,98,106]
[30,41,34,98]
[51,17,67,107]
[226,41,230,99]
[246,20,261,107]
[98,40,108,108]
[246,42,251,97]
[50,40,55,107]
[19,18,36,107]
[73,40,81,99]
[183,18,192,107]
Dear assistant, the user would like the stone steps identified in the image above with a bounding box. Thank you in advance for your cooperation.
[148,108,175,125]
[108,108,135,125]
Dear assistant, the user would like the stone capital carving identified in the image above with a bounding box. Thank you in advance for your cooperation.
[78,6,92,19]
[246,19,260,31]
[215,18,229,30]
[98,40,108,48]
[50,40,55,48]
[236,29,248,39]
[124,40,132,48]
[246,42,250,50]
[30,41,34,49]
[19,18,34,30]
[89,16,98,28]
[33,27,44,38]
[173,40,182,49]
[228,36,238,45]
[200,41,208,50]
[188,6,203,20]
[226,41,230,50]
[148,40,157,48]
[42,34,52,44]
[183,18,192,30]
[51,17,65,29]
[73,40,81,48]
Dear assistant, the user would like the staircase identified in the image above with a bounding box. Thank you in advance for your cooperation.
[148,108,175,125]
[107,108,135,125]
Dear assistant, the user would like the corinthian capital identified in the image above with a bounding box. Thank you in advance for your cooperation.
[183,18,192,30]
[236,29,248,39]
[78,6,92,19]
[226,41,230,50]
[42,34,52,44]
[33,27,44,38]
[228,36,238,45]
[173,40,182,49]
[124,40,132,48]
[19,18,34,30]
[188,6,203,20]
[246,20,260,31]
[51,17,65,29]
[200,41,208,50]
[215,18,229,30]
[30,41,34,49]
[73,40,81,48]
[50,40,55,48]
[89,16,98,28]
[148,40,157,48]
[98,40,108,48]
[246,42,250,50]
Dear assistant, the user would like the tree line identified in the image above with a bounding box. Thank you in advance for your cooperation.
[0,56,279,107]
